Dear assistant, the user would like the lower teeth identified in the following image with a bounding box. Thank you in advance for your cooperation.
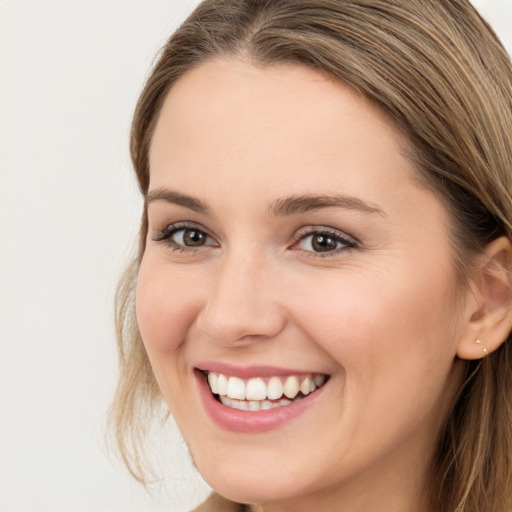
[218,394,303,411]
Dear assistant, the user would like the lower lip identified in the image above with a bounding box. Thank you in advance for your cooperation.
[195,370,326,433]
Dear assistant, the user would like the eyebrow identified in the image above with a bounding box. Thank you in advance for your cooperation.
[269,194,386,217]
[145,188,385,218]
[145,188,209,214]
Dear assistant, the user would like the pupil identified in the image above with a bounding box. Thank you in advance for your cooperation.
[312,234,337,252]
[184,230,205,246]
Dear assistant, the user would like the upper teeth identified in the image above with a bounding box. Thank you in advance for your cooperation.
[207,372,326,401]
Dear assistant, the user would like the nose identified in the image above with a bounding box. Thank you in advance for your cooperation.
[195,254,286,346]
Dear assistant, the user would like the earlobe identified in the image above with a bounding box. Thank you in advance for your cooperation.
[457,236,512,360]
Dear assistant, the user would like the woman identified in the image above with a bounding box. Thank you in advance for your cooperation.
[110,1,512,511]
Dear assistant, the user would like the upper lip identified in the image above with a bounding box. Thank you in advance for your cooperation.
[195,361,328,379]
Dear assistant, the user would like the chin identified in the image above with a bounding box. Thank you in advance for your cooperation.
[188,439,328,506]
[199,465,305,506]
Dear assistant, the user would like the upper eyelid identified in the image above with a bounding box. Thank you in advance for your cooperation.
[153,220,210,235]
[294,225,358,244]
[152,221,216,243]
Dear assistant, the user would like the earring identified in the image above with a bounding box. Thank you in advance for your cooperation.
[475,338,488,354]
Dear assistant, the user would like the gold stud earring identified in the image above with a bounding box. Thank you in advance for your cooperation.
[475,338,488,354]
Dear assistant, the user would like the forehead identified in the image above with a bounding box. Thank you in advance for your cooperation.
[149,58,416,197]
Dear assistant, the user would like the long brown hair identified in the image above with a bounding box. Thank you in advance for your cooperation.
[110,1,512,510]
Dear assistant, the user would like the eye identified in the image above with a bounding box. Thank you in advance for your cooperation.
[153,223,217,251]
[172,228,210,247]
[295,229,357,255]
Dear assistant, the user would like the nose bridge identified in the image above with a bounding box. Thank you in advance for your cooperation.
[197,246,285,344]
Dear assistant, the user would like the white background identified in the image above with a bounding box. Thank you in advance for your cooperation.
[1,1,511,511]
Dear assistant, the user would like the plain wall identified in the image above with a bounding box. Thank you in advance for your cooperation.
[1,1,511,511]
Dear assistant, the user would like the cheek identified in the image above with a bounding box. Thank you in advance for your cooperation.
[291,269,462,448]
[135,259,200,357]
[289,265,460,383]
[135,260,207,413]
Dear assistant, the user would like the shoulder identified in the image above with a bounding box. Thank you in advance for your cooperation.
[191,493,248,512]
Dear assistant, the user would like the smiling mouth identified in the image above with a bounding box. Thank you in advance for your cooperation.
[204,371,329,412]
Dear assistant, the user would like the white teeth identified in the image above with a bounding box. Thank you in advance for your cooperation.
[227,376,245,400]
[206,371,328,410]
[248,400,261,411]
[220,396,233,407]
[207,372,219,394]
[283,375,300,399]
[314,375,326,387]
[220,396,301,411]
[300,377,312,396]
[267,376,283,400]
[217,374,228,395]
[246,378,267,400]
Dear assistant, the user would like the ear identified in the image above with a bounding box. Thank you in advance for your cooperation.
[457,236,512,360]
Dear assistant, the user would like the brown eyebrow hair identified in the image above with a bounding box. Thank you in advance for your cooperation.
[269,194,385,217]
[145,188,385,217]
[145,188,209,214]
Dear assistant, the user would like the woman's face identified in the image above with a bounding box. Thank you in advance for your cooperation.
[137,59,468,509]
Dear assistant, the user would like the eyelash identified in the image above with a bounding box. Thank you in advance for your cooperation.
[152,222,357,257]
[152,222,217,252]
[292,226,357,258]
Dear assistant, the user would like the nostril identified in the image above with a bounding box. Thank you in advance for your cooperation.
[196,310,286,346]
